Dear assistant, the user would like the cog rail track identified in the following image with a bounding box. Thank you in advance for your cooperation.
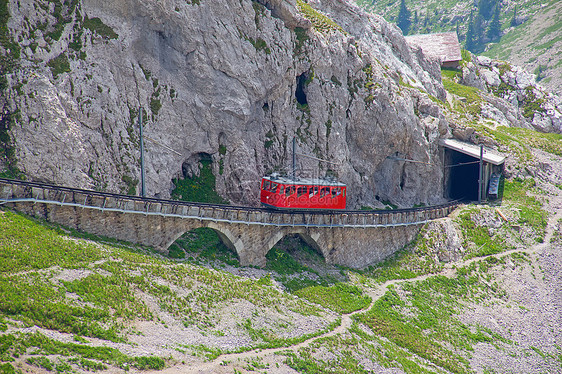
[0,178,459,228]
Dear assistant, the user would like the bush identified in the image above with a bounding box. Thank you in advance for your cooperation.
[47,53,70,79]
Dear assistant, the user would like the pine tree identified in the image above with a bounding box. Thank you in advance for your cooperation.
[397,0,411,35]
[478,0,495,20]
[510,6,518,27]
[487,4,501,41]
[471,13,485,52]
[465,11,476,52]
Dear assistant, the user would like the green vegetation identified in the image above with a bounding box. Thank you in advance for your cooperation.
[4,332,165,371]
[296,0,345,35]
[0,209,343,371]
[441,67,462,80]
[363,230,445,283]
[396,0,411,35]
[294,283,371,314]
[503,178,548,242]
[0,108,24,179]
[362,64,382,105]
[354,261,510,374]
[0,0,21,91]
[44,0,80,42]
[457,210,512,258]
[171,157,228,204]
[284,256,521,374]
[442,78,482,117]
[247,37,271,54]
[83,16,118,40]
[520,86,546,120]
[150,96,162,116]
[0,212,102,273]
[167,227,239,266]
[121,175,138,195]
[47,53,71,79]
[293,27,309,55]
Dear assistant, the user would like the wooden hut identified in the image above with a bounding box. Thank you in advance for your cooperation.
[405,32,462,68]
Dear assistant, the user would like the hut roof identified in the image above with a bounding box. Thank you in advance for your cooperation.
[405,32,462,64]
[440,139,506,165]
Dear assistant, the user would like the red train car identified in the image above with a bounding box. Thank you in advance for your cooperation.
[260,175,346,210]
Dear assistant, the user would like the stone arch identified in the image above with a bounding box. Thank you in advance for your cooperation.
[295,232,325,261]
[160,222,203,251]
[263,229,327,264]
[161,222,240,261]
[205,222,243,259]
[263,229,290,256]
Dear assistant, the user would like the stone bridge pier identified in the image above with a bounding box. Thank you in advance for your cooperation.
[8,199,422,268]
[1,179,456,269]
[164,222,422,268]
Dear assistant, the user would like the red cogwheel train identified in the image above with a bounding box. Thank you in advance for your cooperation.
[260,174,346,210]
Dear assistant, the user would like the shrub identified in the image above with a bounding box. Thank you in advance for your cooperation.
[47,53,71,79]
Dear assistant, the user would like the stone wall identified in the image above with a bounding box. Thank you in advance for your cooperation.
[0,179,457,268]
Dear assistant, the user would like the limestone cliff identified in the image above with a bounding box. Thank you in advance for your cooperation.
[459,55,562,134]
[0,0,454,208]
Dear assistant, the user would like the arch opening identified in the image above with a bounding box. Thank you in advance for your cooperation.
[265,234,325,269]
[167,227,239,266]
[265,234,323,268]
[264,234,349,291]
[171,152,227,204]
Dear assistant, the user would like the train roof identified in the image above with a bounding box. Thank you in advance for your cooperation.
[263,175,346,187]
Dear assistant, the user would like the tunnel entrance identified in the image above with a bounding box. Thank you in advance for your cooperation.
[447,151,479,201]
[441,139,506,203]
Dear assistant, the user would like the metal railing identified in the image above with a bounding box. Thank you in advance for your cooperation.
[0,178,459,228]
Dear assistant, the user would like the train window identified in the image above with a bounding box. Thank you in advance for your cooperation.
[263,180,270,190]
[310,186,317,197]
[297,186,307,197]
[271,183,278,193]
[335,187,342,196]
[343,189,346,197]
[285,186,294,195]
[319,187,328,197]
[278,184,285,195]
[331,188,336,197]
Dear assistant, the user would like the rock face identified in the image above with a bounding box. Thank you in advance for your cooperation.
[460,55,562,133]
[0,0,454,208]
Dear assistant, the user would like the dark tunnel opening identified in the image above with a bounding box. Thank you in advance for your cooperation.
[448,151,480,201]
[295,73,308,105]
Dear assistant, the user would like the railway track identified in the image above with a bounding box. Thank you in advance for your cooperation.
[0,178,460,228]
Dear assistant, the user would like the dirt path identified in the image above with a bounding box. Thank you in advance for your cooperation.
[151,189,562,374]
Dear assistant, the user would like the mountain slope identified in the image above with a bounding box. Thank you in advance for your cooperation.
[483,0,562,95]
[1,125,562,373]
[356,0,562,94]
[0,0,453,209]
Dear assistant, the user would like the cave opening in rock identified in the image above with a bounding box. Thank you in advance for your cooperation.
[446,150,480,201]
[295,73,308,105]
[171,153,228,204]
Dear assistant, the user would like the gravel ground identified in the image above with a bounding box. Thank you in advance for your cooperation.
[6,150,562,374]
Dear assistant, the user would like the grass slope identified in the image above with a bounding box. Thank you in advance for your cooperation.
[356,0,562,93]
[483,0,562,94]
[1,123,561,373]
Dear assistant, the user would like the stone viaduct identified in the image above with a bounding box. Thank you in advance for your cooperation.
[0,178,458,268]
